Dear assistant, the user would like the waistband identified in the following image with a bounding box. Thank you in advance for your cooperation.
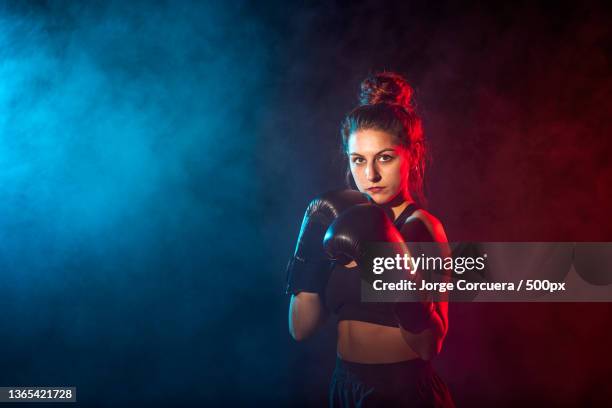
[334,355,431,385]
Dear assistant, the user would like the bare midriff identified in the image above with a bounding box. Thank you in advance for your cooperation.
[337,320,419,363]
[336,250,420,364]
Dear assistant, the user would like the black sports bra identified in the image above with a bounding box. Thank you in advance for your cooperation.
[324,203,435,327]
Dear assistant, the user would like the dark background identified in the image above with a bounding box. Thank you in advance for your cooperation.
[0,0,611,406]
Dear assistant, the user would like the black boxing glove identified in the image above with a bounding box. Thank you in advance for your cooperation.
[323,204,405,267]
[324,204,436,334]
[285,189,370,295]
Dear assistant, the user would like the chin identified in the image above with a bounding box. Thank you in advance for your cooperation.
[368,194,392,205]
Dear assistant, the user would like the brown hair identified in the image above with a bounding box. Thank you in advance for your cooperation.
[341,72,428,207]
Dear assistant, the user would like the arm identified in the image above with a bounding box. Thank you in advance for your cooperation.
[289,292,329,341]
[396,211,450,360]
[285,190,369,341]
[397,300,448,361]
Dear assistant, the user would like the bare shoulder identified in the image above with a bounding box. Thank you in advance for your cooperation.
[411,209,448,243]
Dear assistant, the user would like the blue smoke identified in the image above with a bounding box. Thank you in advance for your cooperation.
[0,1,290,405]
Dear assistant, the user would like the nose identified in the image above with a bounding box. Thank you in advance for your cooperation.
[365,161,381,182]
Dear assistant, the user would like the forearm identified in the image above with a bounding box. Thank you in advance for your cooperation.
[398,304,447,361]
[288,292,329,341]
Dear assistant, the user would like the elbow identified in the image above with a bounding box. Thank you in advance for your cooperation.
[396,304,448,361]
[288,322,301,341]
[290,330,306,342]
[289,323,310,342]
[288,313,311,342]
[401,328,444,361]
[421,333,446,361]
[419,341,442,361]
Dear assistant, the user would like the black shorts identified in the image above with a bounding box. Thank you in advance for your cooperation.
[329,356,455,408]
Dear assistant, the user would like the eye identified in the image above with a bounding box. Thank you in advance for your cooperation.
[378,154,395,162]
[352,157,366,165]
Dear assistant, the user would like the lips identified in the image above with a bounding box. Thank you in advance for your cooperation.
[367,187,385,193]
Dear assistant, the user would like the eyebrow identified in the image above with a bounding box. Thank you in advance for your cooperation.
[349,148,397,157]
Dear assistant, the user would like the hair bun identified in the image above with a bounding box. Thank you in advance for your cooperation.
[359,72,414,112]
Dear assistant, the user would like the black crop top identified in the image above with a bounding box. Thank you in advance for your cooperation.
[324,203,435,328]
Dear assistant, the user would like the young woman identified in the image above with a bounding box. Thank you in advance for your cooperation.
[286,72,455,407]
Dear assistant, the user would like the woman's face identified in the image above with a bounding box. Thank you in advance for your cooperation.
[347,128,410,205]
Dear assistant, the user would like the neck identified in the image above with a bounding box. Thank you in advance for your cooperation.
[382,191,415,220]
